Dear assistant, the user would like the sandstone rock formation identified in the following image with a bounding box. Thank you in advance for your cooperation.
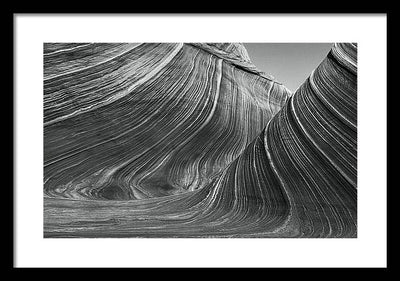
[44,42,357,238]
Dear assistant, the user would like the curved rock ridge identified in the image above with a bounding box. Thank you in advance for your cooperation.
[44,43,291,201]
[189,43,276,81]
[44,43,357,238]
[262,42,357,237]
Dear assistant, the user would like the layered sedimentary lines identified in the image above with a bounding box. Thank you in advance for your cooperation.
[44,42,357,238]
[188,43,276,81]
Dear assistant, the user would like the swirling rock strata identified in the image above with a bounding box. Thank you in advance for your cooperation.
[44,43,357,238]
[44,43,291,200]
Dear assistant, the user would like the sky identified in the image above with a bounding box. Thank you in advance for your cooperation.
[244,43,333,92]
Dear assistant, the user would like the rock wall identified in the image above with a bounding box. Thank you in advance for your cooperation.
[44,43,356,238]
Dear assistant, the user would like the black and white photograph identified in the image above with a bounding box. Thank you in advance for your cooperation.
[43,42,357,238]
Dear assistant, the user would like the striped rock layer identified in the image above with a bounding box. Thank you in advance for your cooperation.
[44,43,357,238]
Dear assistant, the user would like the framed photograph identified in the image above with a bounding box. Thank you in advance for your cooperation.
[14,13,387,268]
